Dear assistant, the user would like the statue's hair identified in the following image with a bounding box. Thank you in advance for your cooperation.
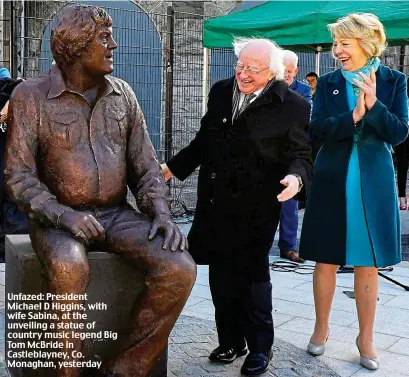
[50,4,112,68]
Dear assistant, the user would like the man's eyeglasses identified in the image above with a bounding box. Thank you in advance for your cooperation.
[234,64,269,75]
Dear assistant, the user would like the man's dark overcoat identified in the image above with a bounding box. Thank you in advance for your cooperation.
[168,77,312,275]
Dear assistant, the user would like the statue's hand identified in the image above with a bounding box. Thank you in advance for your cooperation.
[59,211,105,246]
[148,214,188,252]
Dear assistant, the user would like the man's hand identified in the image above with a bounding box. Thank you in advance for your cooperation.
[59,210,105,246]
[277,175,299,202]
[160,163,173,182]
[149,213,188,252]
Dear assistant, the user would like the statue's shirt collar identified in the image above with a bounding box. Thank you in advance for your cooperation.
[47,65,122,99]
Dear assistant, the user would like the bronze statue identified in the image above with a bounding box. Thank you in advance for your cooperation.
[5,4,196,377]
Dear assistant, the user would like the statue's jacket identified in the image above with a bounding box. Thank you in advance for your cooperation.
[5,66,171,228]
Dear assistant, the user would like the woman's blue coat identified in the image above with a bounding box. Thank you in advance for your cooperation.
[299,65,409,267]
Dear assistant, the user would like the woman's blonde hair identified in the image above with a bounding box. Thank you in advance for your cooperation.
[328,13,387,58]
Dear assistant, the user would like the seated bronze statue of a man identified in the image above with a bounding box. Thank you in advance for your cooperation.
[5,4,196,377]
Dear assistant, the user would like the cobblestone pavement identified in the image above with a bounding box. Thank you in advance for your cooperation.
[0,310,339,377]
[168,316,340,377]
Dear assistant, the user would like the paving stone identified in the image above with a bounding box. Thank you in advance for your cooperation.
[184,365,207,375]
[169,316,340,377]
[185,295,205,308]
[273,299,357,327]
[375,349,409,375]
[195,274,210,286]
[319,357,361,377]
[349,305,409,338]
[189,335,214,344]
[196,265,209,275]
[272,370,300,377]
[0,360,8,377]
[270,275,309,289]
[267,313,293,328]
[201,363,228,373]
[184,300,215,316]
[384,294,409,310]
[350,367,408,377]
[192,328,217,336]
[172,336,194,344]
[386,337,409,355]
[277,317,401,351]
[190,284,212,300]
[271,360,297,369]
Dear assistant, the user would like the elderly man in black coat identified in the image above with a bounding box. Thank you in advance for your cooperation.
[161,37,312,376]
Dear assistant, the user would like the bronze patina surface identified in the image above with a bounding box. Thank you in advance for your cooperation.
[5,4,196,377]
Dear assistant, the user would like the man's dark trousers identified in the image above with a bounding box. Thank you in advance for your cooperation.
[209,255,274,353]
[278,198,298,253]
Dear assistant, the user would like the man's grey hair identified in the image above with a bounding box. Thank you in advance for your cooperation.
[232,37,285,80]
[282,50,299,67]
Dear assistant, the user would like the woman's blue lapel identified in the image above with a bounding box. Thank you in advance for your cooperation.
[326,65,395,114]
[327,69,349,114]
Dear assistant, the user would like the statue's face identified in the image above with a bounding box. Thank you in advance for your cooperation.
[78,26,117,76]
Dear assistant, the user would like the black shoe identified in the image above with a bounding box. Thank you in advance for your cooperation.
[280,250,305,263]
[209,346,248,363]
[240,349,273,376]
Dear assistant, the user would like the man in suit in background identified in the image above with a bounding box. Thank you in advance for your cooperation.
[161,38,312,376]
[283,50,312,103]
[278,50,312,262]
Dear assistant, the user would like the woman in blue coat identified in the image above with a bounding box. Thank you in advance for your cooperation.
[299,13,408,370]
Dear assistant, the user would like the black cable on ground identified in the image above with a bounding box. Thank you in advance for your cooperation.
[269,261,315,274]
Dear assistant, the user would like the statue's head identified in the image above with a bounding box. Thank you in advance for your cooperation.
[50,4,117,76]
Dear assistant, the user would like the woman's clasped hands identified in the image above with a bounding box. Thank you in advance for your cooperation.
[352,67,377,124]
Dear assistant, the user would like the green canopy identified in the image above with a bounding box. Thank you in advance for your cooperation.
[203,1,409,51]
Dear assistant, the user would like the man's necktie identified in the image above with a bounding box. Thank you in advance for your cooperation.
[233,93,256,121]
